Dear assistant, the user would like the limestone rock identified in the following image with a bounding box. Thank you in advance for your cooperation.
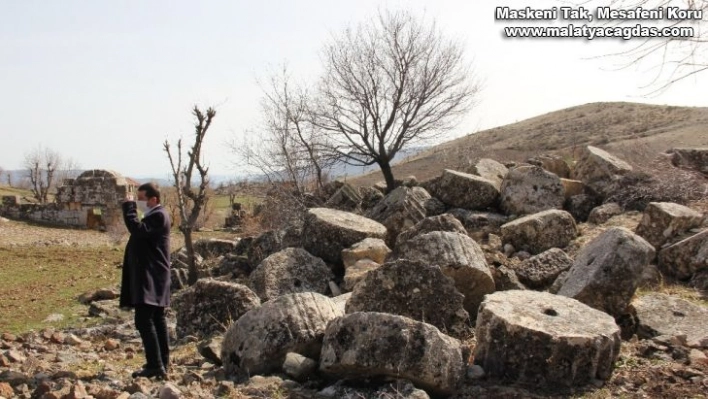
[325,183,362,212]
[249,248,333,302]
[282,352,318,382]
[173,279,261,338]
[500,166,564,215]
[633,293,708,348]
[341,238,391,269]
[573,146,633,198]
[346,259,471,337]
[491,265,526,291]
[588,202,623,224]
[303,208,387,265]
[193,238,239,259]
[394,213,467,253]
[558,227,655,317]
[221,292,343,377]
[465,158,509,189]
[528,154,571,178]
[511,248,574,290]
[360,186,385,211]
[500,210,577,255]
[475,291,621,387]
[560,178,585,199]
[395,231,494,316]
[248,230,287,268]
[658,229,708,279]
[331,292,352,315]
[669,147,708,175]
[446,209,508,241]
[320,312,467,397]
[198,336,223,366]
[364,187,431,243]
[343,259,381,291]
[635,202,704,248]
[429,169,500,210]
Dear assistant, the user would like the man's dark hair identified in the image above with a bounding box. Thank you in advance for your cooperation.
[138,182,161,201]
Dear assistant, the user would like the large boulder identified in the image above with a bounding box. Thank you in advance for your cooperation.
[320,312,467,397]
[248,230,286,268]
[528,154,571,178]
[573,146,633,198]
[635,202,704,248]
[221,292,343,377]
[560,178,586,199]
[446,209,508,241]
[395,214,467,251]
[248,248,334,302]
[172,279,261,338]
[510,248,574,290]
[303,208,387,265]
[633,293,708,348]
[345,259,471,337]
[325,183,362,212]
[500,210,577,255]
[658,229,708,279]
[341,238,391,269]
[500,166,565,215]
[465,158,509,189]
[587,202,623,225]
[669,147,708,175]
[428,169,499,210]
[475,291,621,387]
[193,238,239,259]
[395,231,494,316]
[364,186,431,243]
[343,259,381,291]
[558,227,655,317]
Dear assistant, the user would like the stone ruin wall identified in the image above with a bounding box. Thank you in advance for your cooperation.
[0,169,136,230]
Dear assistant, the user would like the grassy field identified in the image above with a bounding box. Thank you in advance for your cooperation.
[0,245,123,334]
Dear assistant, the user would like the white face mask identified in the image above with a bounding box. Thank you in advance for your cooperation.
[136,200,150,215]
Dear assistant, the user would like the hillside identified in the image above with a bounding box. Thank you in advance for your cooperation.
[348,102,708,186]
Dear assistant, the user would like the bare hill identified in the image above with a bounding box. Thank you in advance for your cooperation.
[348,102,708,187]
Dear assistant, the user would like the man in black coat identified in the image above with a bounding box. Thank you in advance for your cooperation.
[121,182,171,379]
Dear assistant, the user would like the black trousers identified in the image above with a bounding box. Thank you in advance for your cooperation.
[134,304,169,370]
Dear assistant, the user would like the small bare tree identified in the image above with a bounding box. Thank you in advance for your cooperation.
[164,106,216,285]
[233,65,335,195]
[314,10,480,193]
[24,145,63,204]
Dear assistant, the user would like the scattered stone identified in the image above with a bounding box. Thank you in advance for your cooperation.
[360,186,385,211]
[303,208,387,264]
[446,209,508,241]
[0,383,11,398]
[573,146,633,198]
[341,238,391,269]
[221,292,343,377]
[395,231,494,317]
[587,202,623,224]
[475,290,621,387]
[64,334,83,346]
[249,247,333,301]
[172,279,261,338]
[158,382,182,399]
[465,158,509,189]
[364,187,431,244]
[346,259,471,337]
[635,202,704,248]
[430,169,500,210]
[658,229,708,280]
[500,209,577,255]
[343,259,380,291]
[103,339,120,351]
[248,230,288,269]
[198,336,223,366]
[633,293,708,348]
[528,154,571,179]
[491,266,526,291]
[467,365,485,380]
[325,183,363,212]
[282,352,318,382]
[500,165,565,215]
[320,312,467,397]
[559,227,655,317]
[193,238,239,259]
[511,248,574,290]
[560,178,585,198]
[669,147,708,175]
[331,293,352,315]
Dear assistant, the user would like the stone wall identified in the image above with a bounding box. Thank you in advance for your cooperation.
[0,169,136,230]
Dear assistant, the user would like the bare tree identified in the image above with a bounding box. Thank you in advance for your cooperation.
[0,166,4,186]
[23,145,63,204]
[233,65,335,195]
[313,10,479,193]
[577,0,707,92]
[164,106,216,285]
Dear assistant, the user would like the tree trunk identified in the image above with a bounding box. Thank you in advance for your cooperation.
[182,227,198,285]
[380,159,396,194]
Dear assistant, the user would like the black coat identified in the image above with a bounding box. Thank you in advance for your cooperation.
[120,202,172,308]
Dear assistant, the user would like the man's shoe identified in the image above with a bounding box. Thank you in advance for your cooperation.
[131,367,167,379]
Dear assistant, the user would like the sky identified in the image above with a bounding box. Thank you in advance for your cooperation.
[1,0,706,179]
